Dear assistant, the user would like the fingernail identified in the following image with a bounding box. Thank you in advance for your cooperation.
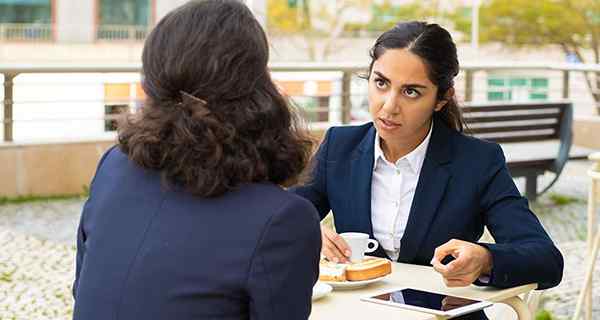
[430,258,435,265]
[344,250,351,257]
[332,257,339,263]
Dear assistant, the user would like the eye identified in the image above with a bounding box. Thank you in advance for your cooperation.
[374,78,387,90]
[403,88,421,98]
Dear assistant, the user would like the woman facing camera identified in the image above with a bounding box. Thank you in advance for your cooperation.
[72,1,321,320]
[292,21,563,295]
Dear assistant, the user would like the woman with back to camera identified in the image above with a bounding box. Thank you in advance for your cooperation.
[72,1,321,319]
[291,21,563,317]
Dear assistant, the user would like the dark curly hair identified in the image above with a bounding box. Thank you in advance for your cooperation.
[118,0,313,197]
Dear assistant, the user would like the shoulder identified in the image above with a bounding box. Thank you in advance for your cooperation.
[326,122,373,143]
[447,133,506,174]
[452,132,504,159]
[239,184,320,236]
[321,122,374,159]
[237,183,318,215]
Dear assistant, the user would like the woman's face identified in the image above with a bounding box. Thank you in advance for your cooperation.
[368,48,446,145]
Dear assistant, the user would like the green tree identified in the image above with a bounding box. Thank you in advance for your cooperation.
[368,1,437,32]
[267,0,380,61]
[451,0,600,114]
[267,0,444,61]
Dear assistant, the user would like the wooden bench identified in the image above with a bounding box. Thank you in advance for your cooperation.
[462,101,592,201]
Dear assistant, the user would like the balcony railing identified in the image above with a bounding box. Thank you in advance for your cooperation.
[0,23,53,42]
[96,25,150,42]
[1,62,599,142]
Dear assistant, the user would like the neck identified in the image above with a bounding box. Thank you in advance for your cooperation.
[380,120,431,163]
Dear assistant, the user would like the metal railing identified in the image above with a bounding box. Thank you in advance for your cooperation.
[0,23,53,42]
[1,62,600,142]
[96,25,150,42]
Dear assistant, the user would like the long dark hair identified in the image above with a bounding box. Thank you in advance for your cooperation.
[118,0,313,197]
[368,21,464,131]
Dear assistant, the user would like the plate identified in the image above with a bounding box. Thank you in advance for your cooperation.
[322,274,390,290]
[312,281,333,300]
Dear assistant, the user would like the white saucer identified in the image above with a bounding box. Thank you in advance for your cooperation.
[322,274,390,290]
[312,281,333,300]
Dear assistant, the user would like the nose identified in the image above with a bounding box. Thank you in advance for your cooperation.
[381,91,400,115]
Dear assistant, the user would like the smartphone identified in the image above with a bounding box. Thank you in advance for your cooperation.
[361,287,493,318]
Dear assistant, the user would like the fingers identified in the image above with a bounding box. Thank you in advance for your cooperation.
[431,240,457,267]
[432,239,483,287]
[321,227,351,263]
[431,240,461,274]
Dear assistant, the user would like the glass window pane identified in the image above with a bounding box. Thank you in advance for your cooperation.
[509,78,527,87]
[99,0,150,26]
[529,93,548,100]
[487,91,506,101]
[531,78,548,88]
[0,0,50,23]
[487,78,505,86]
[0,0,48,4]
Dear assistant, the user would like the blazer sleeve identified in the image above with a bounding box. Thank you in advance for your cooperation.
[289,129,332,220]
[72,145,116,298]
[476,144,564,289]
[247,196,322,320]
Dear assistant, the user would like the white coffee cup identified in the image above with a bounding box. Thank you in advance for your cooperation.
[339,232,379,263]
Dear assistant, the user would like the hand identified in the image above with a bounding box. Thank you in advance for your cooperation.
[320,226,351,263]
[430,239,493,287]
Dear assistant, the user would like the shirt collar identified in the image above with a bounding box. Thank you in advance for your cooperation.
[373,122,433,174]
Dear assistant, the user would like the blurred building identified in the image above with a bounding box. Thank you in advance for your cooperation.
[0,0,190,43]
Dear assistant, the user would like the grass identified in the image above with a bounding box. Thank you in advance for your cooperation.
[0,184,89,206]
[548,193,585,206]
[0,194,86,206]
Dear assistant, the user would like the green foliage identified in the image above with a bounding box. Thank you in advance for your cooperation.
[0,193,85,206]
[548,193,583,206]
[450,0,599,60]
[367,0,441,32]
[535,309,553,320]
[267,0,303,33]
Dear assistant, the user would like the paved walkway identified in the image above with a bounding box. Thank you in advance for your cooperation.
[0,160,599,319]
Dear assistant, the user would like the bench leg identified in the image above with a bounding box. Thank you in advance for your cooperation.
[525,174,538,202]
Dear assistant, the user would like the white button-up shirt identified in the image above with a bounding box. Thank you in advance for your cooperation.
[371,124,432,261]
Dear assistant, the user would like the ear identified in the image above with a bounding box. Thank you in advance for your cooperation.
[435,87,455,112]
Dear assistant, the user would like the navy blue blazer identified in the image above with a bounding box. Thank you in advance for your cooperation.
[73,146,321,320]
[292,117,563,290]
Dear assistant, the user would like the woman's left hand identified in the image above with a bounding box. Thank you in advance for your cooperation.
[430,239,493,287]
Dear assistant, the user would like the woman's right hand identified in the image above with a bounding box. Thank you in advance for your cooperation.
[321,226,352,263]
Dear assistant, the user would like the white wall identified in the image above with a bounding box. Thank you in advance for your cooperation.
[155,0,189,21]
[55,0,95,43]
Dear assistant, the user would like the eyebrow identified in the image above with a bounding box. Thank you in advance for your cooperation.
[373,71,429,89]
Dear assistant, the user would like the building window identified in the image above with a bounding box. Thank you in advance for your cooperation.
[97,0,151,41]
[487,76,549,102]
[0,0,52,41]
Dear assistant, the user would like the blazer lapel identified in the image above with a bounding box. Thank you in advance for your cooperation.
[398,118,454,263]
[350,125,376,237]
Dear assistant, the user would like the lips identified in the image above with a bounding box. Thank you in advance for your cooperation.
[378,118,401,130]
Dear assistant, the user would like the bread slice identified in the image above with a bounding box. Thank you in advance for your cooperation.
[346,256,392,281]
[319,260,347,281]
[319,257,391,282]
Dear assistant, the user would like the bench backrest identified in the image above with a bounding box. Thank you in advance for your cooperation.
[461,101,572,144]
[461,101,573,174]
